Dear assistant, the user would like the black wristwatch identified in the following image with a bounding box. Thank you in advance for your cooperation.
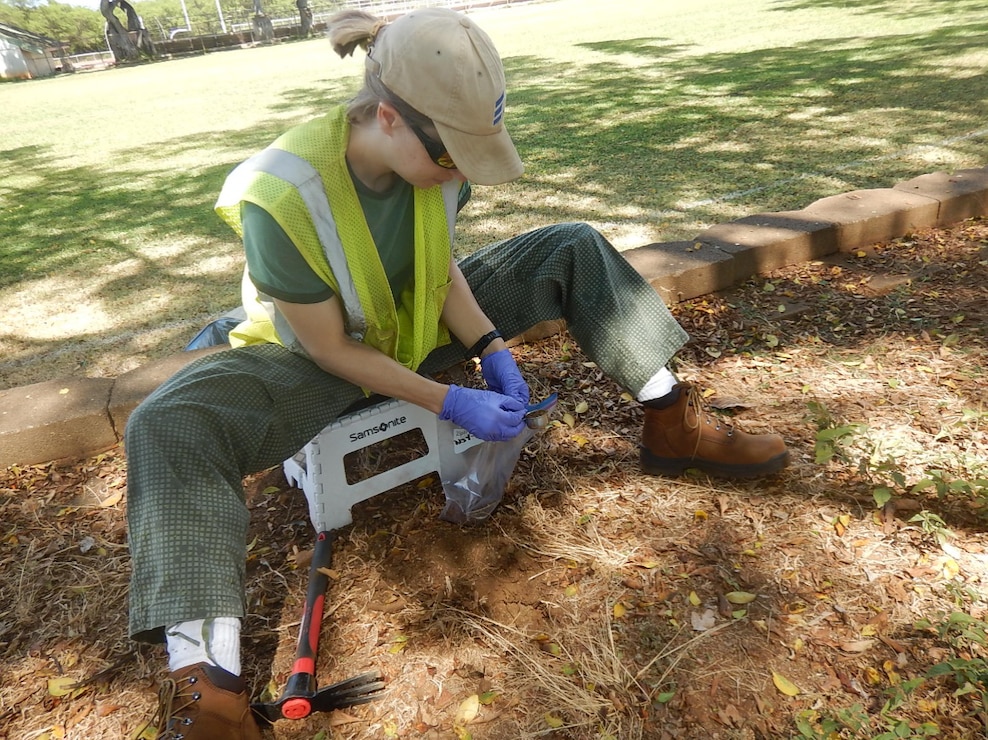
[467,329,502,359]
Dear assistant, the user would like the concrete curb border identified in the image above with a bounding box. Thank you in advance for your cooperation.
[2,167,987,468]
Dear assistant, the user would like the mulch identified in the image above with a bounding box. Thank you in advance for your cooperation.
[1,219,986,739]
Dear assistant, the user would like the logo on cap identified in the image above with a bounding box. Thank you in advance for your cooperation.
[492,91,505,126]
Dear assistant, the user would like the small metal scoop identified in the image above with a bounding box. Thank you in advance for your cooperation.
[524,393,558,429]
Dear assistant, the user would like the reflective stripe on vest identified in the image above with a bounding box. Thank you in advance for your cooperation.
[228,149,461,341]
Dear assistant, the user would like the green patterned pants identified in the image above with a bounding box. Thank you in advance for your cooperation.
[126,222,688,641]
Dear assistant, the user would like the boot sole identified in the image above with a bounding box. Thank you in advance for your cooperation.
[640,447,790,479]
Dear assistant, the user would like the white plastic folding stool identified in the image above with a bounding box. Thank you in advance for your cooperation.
[283,397,486,532]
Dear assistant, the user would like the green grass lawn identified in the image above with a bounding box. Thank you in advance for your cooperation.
[2,0,986,388]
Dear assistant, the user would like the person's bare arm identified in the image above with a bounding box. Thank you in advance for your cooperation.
[441,258,507,359]
[274,295,449,413]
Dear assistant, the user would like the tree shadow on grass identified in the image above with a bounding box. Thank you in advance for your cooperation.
[0,143,246,384]
[0,121,308,384]
[3,18,987,388]
[770,0,988,19]
[491,20,988,242]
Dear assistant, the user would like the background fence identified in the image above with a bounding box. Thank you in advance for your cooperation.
[147,0,521,46]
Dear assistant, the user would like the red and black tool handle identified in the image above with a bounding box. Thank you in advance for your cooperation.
[251,530,384,724]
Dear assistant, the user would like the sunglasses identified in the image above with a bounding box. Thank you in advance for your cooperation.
[407,121,457,170]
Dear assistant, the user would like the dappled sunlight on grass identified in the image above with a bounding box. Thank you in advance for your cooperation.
[2,0,988,391]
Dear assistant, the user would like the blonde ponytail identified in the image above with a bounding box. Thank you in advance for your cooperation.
[326,10,386,59]
[325,9,396,123]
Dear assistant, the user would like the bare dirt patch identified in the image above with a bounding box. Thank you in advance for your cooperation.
[1,220,986,739]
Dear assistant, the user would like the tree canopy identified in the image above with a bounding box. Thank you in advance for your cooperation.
[0,0,332,55]
[0,0,106,53]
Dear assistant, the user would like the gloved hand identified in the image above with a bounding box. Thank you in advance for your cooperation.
[439,384,526,442]
[480,349,530,405]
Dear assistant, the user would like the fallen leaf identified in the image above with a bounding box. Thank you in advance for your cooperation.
[574,400,589,414]
[883,661,901,685]
[725,591,757,605]
[839,639,875,653]
[613,602,628,619]
[544,713,564,728]
[455,694,480,725]
[329,709,361,727]
[129,724,157,740]
[708,395,749,410]
[717,704,743,726]
[717,593,732,618]
[878,633,908,653]
[942,558,960,579]
[47,676,79,697]
[691,608,716,631]
[772,671,801,696]
[257,677,279,703]
[99,490,123,508]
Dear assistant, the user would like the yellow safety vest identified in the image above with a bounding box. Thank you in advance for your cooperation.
[214,106,458,372]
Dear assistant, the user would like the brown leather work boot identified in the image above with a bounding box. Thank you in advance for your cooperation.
[140,663,262,740]
[640,383,789,479]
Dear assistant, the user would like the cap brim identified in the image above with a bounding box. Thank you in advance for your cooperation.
[435,122,524,186]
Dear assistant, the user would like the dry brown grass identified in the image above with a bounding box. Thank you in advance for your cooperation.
[1,220,987,739]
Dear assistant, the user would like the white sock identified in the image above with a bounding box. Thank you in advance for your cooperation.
[636,367,678,403]
[165,617,242,676]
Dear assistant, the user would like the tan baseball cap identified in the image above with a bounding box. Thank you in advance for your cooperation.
[367,8,524,185]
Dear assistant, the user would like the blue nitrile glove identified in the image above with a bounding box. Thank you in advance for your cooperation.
[480,349,530,405]
[439,384,527,442]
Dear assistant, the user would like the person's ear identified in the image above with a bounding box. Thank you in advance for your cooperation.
[376,101,402,137]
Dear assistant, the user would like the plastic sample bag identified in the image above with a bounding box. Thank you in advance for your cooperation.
[439,394,557,524]
[439,426,535,524]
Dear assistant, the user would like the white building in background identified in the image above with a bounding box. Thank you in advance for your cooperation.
[0,21,66,80]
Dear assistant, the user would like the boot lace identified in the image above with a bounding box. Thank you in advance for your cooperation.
[684,385,734,456]
[137,674,202,740]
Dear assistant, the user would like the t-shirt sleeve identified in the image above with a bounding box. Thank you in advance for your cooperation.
[241,201,335,304]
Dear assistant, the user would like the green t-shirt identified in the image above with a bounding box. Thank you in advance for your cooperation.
[242,175,470,305]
